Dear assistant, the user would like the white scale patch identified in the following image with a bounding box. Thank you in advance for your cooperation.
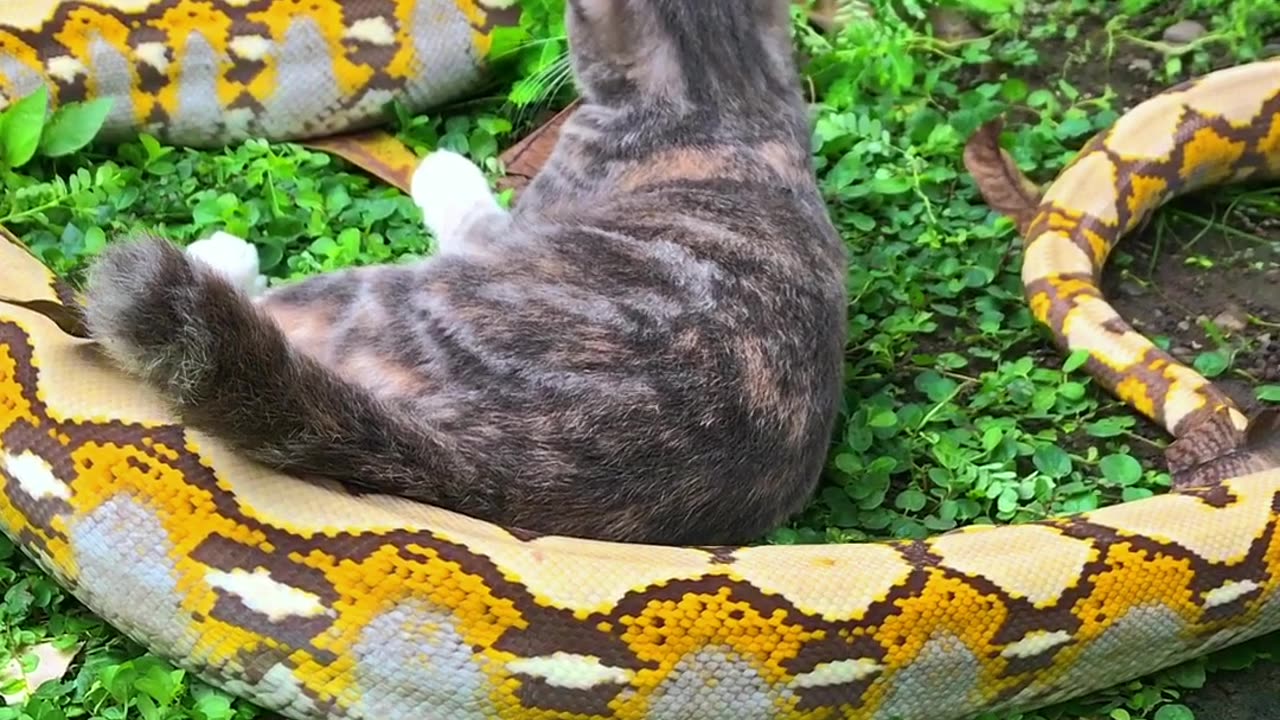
[1000,630,1073,659]
[791,658,883,688]
[44,56,86,84]
[1021,232,1094,284]
[505,653,633,690]
[134,42,170,73]
[1203,580,1260,609]
[345,17,397,46]
[1088,473,1280,564]
[3,451,70,501]
[1039,152,1120,225]
[229,35,272,61]
[1062,296,1147,371]
[1161,364,1219,432]
[204,568,329,622]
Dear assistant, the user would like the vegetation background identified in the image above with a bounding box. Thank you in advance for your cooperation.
[0,0,1277,718]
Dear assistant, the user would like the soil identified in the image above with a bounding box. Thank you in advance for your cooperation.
[1022,4,1280,450]
[1183,659,1280,720]
[1103,211,1280,416]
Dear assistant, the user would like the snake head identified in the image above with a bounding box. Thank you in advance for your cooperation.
[1169,407,1280,490]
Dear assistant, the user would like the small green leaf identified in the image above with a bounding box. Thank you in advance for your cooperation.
[1154,704,1195,720]
[1000,77,1029,102]
[868,175,913,194]
[1258,385,1280,403]
[192,197,224,226]
[962,0,1014,12]
[1062,348,1091,373]
[38,97,113,157]
[1055,116,1092,140]
[82,226,107,255]
[1059,381,1087,400]
[996,486,1019,514]
[915,370,958,403]
[1122,487,1154,502]
[1099,454,1142,486]
[1033,445,1072,478]
[1,85,49,168]
[1193,350,1229,378]
[193,691,235,720]
[1086,416,1134,438]
[1167,661,1207,689]
[895,488,928,512]
[133,663,182,704]
[866,407,898,429]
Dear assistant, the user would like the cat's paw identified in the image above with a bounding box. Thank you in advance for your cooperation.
[185,231,266,297]
[410,149,501,250]
[83,236,202,379]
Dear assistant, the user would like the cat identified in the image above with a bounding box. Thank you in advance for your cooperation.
[81,0,849,546]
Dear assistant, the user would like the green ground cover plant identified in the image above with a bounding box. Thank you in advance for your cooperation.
[0,0,1277,718]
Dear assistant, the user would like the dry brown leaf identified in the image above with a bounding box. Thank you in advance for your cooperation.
[300,129,420,194]
[0,641,83,706]
[304,101,579,203]
[962,119,1044,236]
[495,100,580,202]
[0,223,89,337]
[927,6,981,42]
[805,0,874,33]
[300,103,577,203]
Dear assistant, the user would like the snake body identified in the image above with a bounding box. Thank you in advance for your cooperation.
[1,3,1280,719]
[0,0,520,145]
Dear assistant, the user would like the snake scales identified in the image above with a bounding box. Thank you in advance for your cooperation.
[1,2,1279,718]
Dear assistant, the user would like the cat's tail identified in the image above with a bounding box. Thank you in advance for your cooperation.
[81,234,480,507]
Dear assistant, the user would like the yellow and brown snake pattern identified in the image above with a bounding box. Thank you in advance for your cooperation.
[0,3,1279,719]
[0,0,520,145]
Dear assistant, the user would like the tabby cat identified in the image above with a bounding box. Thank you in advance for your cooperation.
[82,0,849,546]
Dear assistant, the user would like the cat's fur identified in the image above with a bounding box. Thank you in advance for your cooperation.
[81,0,849,546]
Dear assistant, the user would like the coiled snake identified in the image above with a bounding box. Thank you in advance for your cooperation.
[1,2,1279,719]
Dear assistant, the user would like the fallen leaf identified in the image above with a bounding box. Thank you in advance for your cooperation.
[805,0,874,33]
[928,6,982,42]
[963,118,1044,236]
[0,223,89,337]
[0,640,83,706]
[495,100,580,201]
[300,129,420,194]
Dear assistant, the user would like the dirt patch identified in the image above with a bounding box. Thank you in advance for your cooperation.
[1102,208,1280,416]
[1183,656,1280,720]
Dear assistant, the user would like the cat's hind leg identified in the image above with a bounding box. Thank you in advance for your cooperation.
[410,149,512,255]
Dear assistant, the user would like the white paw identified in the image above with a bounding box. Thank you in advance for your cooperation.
[410,150,501,250]
[185,231,267,297]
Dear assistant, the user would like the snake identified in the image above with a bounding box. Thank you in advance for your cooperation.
[0,2,1279,719]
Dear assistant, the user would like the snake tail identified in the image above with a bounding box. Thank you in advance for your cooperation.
[1020,58,1280,477]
